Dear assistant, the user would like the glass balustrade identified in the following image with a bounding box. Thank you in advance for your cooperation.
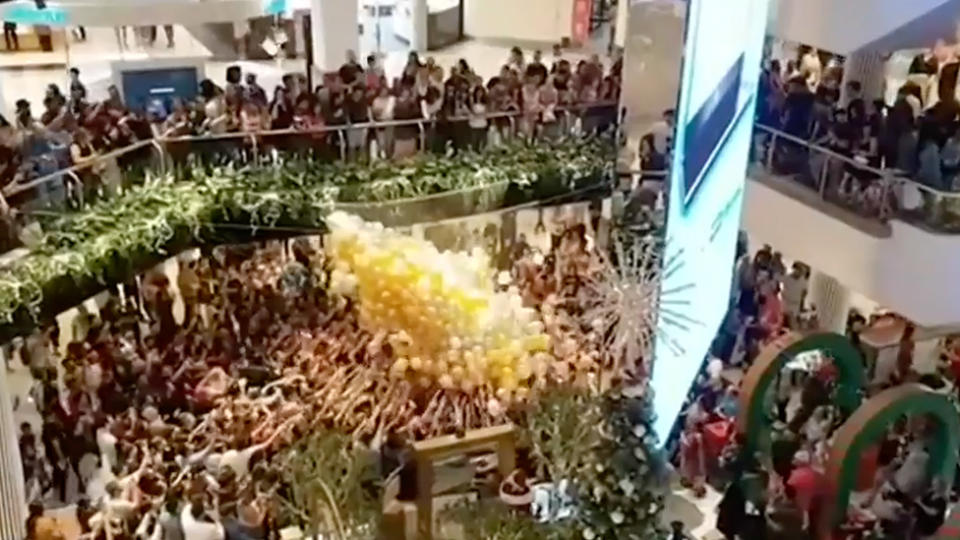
[753,123,960,234]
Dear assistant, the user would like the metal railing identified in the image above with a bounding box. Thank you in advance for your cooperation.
[0,101,620,248]
[754,124,960,233]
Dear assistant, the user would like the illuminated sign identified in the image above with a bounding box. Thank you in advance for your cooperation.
[651,0,770,445]
[263,0,286,15]
[4,4,67,25]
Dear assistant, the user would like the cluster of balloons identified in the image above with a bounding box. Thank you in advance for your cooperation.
[326,212,554,400]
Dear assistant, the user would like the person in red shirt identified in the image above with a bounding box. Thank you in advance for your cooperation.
[787,450,822,519]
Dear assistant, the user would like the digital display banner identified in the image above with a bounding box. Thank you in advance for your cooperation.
[651,0,770,445]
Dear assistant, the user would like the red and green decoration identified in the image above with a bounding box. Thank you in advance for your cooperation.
[737,333,960,539]
[819,384,960,538]
[736,331,867,455]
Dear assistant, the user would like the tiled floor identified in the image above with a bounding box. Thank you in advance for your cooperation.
[663,478,725,540]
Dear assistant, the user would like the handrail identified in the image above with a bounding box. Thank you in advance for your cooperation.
[2,101,620,201]
[4,139,155,198]
[754,123,960,199]
[158,101,619,143]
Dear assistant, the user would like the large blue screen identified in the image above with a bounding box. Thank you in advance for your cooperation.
[651,0,770,445]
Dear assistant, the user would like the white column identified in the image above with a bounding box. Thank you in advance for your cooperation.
[613,0,628,49]
[841,50,887,104]
[411,0,428,52]
[807,271,851,334]
[310,0,360,72]
[0,354,25,540]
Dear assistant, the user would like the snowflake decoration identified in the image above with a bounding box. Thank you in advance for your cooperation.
[581,233,663,375]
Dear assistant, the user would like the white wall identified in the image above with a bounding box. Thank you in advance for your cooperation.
[463,0,573,44]
[771,0,951,54]
[743,177,960,327]
[311,0,360,71]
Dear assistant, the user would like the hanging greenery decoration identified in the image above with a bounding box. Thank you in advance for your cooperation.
[0,137,613,338]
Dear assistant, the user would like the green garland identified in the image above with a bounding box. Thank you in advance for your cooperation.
[0,137,613,340]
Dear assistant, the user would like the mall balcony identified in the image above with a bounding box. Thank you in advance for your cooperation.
[742,0,960,334]
[743,125,960,333]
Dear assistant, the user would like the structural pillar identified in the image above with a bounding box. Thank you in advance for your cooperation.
[411,0,428,52]
[617,0,687,140]
[840,49,887,105]
[310,0,359,72]
[613,0,628,50]
[807,271,851,334]
[0,354,25,540]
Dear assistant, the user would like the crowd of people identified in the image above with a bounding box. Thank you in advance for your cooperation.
[11,197,618,540]
[757,42,960,217]
[0,45,622,210]
[669,242,960,539]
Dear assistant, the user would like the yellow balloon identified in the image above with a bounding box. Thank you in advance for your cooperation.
[409,357,423,372]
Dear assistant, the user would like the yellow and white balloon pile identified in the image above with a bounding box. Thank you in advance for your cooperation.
[326,212,553,400]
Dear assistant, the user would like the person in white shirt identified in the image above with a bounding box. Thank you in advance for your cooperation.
[550,43,565,73]
[181,496,225,540]
[648,109,675,156]
[468,86,489,150]
[894,440,930,497]
[800,47,822,90]
[96,423,119,472]
[508,46,526,74]
[370,86,395,159]
[89,481,138,539]
[781,263,808,328]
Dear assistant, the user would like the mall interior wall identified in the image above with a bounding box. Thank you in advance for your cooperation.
[310,0,360,71]
[743,176,960,328]
[771,0,954,54]
[463,0,573,45]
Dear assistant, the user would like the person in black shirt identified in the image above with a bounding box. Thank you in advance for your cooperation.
[226,64,243,96]
[866,99,886,166]
[3,21,17,51]
[68,67,86,101]
[845,80,866,134]
[269,86,293,129]
[782,77,815,137]
[403,51,423,82]
[716,474,746,540]
[393,87,421,158]
[825,109,859,156]
[886,90,916,167]
[327,90,347,127]
[345,85,370,159]
[526,49,548,84]
[339,49,364,88]
[913,478,948,537]
[245,72,267,106]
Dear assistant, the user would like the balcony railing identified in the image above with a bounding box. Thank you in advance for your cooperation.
[20,109,954,258]
[754,124,960,234]
[0,102,620,250]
